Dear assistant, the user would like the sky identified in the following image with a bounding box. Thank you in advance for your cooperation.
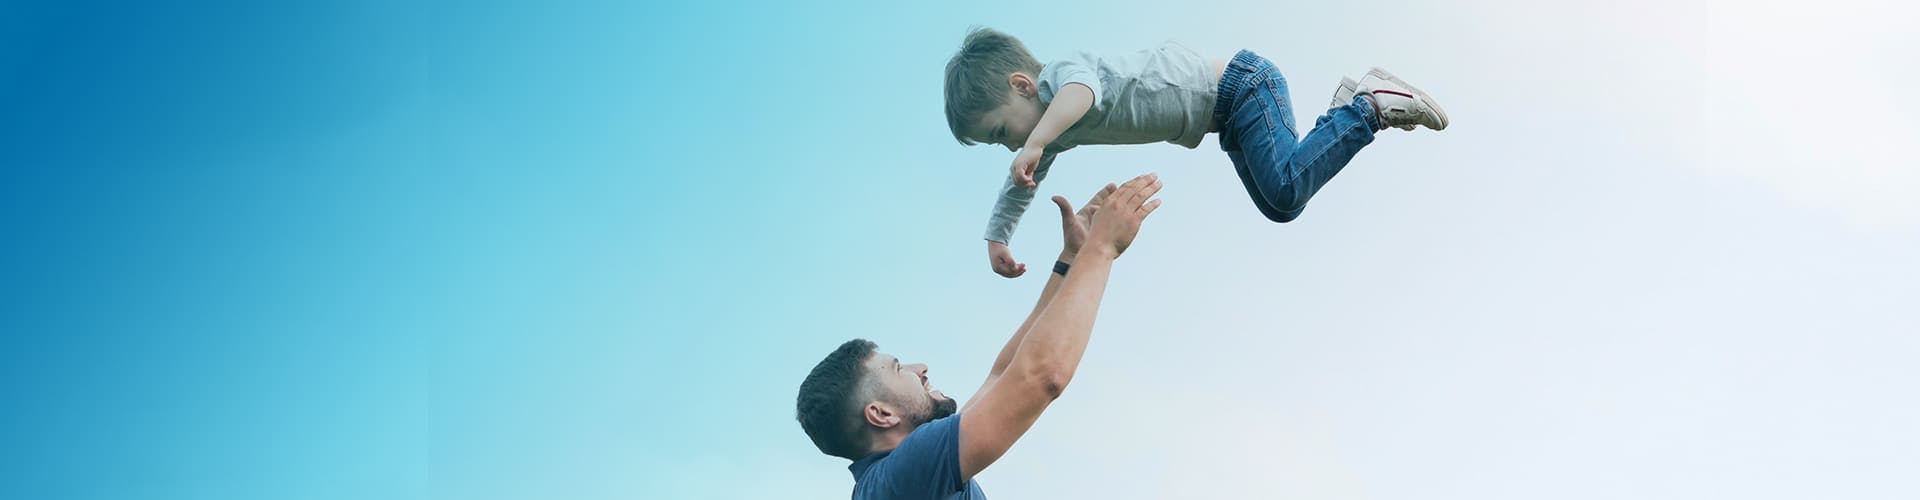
[1,0,1915,499]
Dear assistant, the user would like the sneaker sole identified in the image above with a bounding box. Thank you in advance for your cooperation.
[1367,67,1448,130]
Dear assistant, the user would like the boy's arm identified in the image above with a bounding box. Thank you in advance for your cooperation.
[1010,83,1094,188]
[984,153,1057,277]
[1026,83,1094,156]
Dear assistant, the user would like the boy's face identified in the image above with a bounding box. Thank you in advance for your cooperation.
[970,73,1045,152]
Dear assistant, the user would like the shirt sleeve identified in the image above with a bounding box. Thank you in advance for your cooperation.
[1038,53,1104,105]
[863,415,968,498]
[983,152,1057,244]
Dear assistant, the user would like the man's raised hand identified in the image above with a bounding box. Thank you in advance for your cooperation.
[1051,183,1117,261]
[1084,173,1162,259]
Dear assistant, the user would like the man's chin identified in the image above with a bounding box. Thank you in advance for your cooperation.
[929,393,959,420]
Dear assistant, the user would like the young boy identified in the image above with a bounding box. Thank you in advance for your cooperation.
[944,27,1447,277]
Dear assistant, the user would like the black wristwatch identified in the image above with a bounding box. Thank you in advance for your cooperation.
[1053,260,1071,276]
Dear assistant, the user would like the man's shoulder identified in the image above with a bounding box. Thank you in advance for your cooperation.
[852,415,969,498]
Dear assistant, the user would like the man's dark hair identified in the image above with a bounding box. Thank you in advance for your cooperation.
[797,338,878,460]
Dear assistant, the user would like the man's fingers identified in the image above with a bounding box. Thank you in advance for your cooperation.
[1110,177,1147,204]
[1051,195,1073,219]
[1136,178,1164,205]
[1092,183,1117,203]
[1141,198,1163,215]
[1114,173,1159,207]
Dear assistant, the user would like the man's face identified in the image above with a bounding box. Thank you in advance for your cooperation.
[970,81,1044,152]
[864,352,957,427]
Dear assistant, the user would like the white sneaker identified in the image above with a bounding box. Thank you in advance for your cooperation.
[1355,67,1447,131]
[1329,76,1359,110]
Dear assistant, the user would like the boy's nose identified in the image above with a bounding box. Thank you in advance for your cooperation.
[1003,143,1017,153]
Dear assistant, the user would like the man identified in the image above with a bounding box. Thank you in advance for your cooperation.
[796,173,1165,499]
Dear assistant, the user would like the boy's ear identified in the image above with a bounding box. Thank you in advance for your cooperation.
[1008,73,1036,98]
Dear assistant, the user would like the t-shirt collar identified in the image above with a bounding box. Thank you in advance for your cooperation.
[848,450,891,480]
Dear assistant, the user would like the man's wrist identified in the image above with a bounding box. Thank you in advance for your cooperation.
[1075,244,1117,262]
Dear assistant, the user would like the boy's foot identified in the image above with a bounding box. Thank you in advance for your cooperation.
[1329,76,1359,110]
[1356,67,1448,131]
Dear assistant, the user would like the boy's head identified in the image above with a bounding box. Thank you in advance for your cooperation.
[944,27,1046,151]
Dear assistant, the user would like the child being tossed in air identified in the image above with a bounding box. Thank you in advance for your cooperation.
[945,27,1448,277]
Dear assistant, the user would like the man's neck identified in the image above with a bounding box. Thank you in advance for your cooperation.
[864,425,916,457]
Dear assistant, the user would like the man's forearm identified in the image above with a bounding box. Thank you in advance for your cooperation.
[1023,83,1093,151]
[986,251,1075,376]
[1004,246,1115,393]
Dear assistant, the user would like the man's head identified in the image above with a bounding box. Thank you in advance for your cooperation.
[796,339,958,460]
[944,27,1046,152]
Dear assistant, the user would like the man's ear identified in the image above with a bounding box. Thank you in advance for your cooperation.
[864,401,901,429]
[1008,73,1036,98]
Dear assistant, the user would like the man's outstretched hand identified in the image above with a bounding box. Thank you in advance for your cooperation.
[1051,183,1118,262]
[1084,173,1162,259]
[989,176,1152,278]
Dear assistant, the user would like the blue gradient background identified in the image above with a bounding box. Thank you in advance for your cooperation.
[2,1,1915,499]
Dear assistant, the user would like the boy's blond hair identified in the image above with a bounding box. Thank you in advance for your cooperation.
[943,27,1044,146]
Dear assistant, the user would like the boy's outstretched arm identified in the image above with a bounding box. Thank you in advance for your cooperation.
[1011,82,1093,188]
[985,153,1057,278]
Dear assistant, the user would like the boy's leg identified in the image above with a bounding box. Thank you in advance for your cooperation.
[1229,60,1380,221]
[1226,149,1295,223]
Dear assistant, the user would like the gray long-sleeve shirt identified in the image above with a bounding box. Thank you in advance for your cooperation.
[984,41,1219,244]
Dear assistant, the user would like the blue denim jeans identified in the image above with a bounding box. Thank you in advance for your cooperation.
[1215,50,1381,222]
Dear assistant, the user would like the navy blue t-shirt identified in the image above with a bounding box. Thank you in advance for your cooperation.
[848,414,988,499]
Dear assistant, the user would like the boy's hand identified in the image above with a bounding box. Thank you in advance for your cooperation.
[987,240,1026,278]
[1085,173,1163,259]
[1009,148,1043,189]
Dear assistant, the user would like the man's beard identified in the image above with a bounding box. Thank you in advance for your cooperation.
[927,394,958,421]
[910,392,959,426]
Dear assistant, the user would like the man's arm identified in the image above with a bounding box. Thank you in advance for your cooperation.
[956,173,1163,481]
[967,184,1117,413]
[962,260,1066,414]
